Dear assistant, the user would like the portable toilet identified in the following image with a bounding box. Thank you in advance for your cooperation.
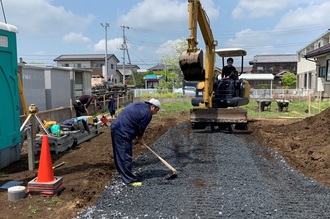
[0,22,21,169]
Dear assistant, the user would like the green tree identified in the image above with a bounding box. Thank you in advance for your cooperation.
[160,38,188,88]
[281,72,296,88]
[127,71,149,88]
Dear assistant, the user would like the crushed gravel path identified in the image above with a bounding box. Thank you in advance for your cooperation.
[76,123,330,219]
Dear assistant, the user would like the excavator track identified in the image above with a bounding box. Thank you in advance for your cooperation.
[190,108,249,133]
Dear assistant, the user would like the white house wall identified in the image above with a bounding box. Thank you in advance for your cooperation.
[315,54,330,98]
[107,58,118,82]
[297,56,316,90]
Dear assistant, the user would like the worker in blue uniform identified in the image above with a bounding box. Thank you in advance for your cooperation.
[108,95,116,119]
[110,98,161,187]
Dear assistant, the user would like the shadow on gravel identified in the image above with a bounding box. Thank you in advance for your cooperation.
[137,169,174,181]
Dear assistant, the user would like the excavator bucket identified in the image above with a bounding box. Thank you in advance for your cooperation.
[179,50,205,81]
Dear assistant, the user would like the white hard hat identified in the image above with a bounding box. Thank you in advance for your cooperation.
[148,98,161,109]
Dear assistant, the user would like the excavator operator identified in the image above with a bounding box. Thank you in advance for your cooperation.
[222,57,237,80]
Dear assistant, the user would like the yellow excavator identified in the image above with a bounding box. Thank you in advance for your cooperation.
[179,0,250,132]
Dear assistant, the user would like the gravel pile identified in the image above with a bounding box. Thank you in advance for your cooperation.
[76,123,330,219]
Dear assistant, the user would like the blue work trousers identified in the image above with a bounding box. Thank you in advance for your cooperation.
[111,130,137,184]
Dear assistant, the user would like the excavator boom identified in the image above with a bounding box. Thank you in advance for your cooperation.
[179,0,217,108]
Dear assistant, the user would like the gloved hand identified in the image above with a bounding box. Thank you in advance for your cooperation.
[136,136,145,145]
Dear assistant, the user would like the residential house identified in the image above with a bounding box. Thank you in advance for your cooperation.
[146,63,177,86]
[249,54,297,87]
[117,64,140,84]
[53,54,121,83]
[298,29,330,97]
[148,63,177,73]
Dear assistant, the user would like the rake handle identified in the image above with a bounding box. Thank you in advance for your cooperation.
[143,144,177,173]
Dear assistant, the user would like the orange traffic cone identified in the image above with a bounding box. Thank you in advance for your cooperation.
[36,135,55,182]
[27,135,64,196]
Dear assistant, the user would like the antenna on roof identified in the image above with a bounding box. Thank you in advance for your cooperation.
[0,0,7,23]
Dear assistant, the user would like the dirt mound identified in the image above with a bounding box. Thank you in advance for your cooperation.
[251,107,330,187]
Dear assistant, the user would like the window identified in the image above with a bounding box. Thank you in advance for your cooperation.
[62,63,69,67]
[319,67,326,78]
[257,66,263,72]
[326,60,330,81]
[0,35,8,47]
[111,64,114,69]
[74,63,81,68]
[304,72,312,89]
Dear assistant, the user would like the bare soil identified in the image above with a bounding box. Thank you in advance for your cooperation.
[1,108,330,219]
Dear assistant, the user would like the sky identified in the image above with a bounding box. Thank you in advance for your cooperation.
[1,0,330,69]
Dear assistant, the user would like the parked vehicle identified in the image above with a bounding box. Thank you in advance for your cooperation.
[173,86,196,96]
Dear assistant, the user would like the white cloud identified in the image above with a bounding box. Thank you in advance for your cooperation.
[137,46,144,51]
[94,38,123,52]
[118,0,219,31]
[274,2,330,32]
[3,0,94,35]
[232,0,309,19]
[156,39,182,55]
[63,32,91,44]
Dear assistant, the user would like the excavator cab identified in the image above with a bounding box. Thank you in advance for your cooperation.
[212,48,250,108]
[188,48,251,132]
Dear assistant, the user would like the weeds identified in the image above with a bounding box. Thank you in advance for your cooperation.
[46,197,61,206]
[29,205,38,214]
[0,172,7,177]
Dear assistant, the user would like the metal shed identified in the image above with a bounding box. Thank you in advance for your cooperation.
[19,65,92,111]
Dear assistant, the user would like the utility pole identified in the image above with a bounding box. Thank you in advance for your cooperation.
[120,26,127,85]
[0,0,7,23]
[101,22,109,80]
[120,26,136,86]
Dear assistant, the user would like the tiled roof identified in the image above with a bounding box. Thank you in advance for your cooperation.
[304,44,330,58]
[249,54,297,63]
[54,54,119,62]
[148,64,166,71]
[117,64,140,69]
[148,64,176,71]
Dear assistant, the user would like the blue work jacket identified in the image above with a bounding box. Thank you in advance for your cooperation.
[111,102,152,140]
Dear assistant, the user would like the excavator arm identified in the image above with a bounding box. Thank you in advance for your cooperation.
[179,0,218,108]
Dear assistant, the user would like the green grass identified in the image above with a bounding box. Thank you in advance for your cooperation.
[155,101,192,119]
[153,99,330,120]
[138,92,183,98]
[115,97,330,120]
[242,99,330,119]
[46,197,61,206]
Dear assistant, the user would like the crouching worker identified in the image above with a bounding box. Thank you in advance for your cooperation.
[74,95,102,117]
[110,98,161,187]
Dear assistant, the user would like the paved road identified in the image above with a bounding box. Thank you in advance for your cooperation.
[76,123,330,219]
